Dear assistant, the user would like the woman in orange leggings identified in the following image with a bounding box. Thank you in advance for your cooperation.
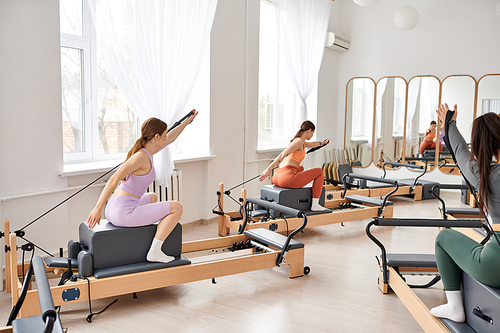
[259,121,329,211]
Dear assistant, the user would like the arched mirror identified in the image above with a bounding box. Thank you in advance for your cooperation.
[477,74,500,116]
[344,78,375,167]
[404,76,440,171]
[440,75,476,174]
[374,77,406,168]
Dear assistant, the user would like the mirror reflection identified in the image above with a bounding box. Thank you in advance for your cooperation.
[404,76,440,171]
[477,74,500,116]
[440,75,476,174]
[344,78,375,167]
[374,77,406,168]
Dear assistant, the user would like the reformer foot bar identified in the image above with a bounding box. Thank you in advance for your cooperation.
[216,175,395,236]
[366,217,492,333]
[5,200,309,320]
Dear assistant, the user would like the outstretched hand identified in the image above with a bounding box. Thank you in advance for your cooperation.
[188,109,198,124]
[436,103,457,124]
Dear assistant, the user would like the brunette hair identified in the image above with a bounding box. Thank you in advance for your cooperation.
[430,120,437,125]
[291,120,315,142]
[470,112,500,208]
[124,117,168,163]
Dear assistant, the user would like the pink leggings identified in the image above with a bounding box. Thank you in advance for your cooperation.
[272,165,324,198]
[105,193,171,227]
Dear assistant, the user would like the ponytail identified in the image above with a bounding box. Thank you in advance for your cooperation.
[291,120,316,142]
[123,117,167,170]
[470,113,500,208]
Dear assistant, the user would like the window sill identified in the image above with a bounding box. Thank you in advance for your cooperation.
[60,153,216,177]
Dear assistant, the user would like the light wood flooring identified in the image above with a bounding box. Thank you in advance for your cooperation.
[0,190,473,332]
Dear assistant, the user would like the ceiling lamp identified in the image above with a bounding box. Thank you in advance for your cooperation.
[393,5,420,31]
[353,0,379,6]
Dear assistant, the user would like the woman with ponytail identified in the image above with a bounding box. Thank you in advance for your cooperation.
[430,104,500,322]
[87,111,198,263]
[259,120,329,211]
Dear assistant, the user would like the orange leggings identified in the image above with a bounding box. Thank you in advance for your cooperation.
[272,165,324,198]
[419,140,442,154]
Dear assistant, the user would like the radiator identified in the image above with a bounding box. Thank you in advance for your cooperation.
[147,169,182,202]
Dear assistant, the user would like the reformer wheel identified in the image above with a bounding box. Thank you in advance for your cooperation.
[303,266,310,275]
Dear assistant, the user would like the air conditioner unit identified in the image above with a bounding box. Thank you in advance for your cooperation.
[325,32,350,53]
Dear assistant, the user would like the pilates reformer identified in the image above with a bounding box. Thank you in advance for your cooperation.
[4,197,310,320]
[1,256,64,333]
[216,173,397,236]
[323,160,439,205]
[365,109,500,333]
[366,216,493,333]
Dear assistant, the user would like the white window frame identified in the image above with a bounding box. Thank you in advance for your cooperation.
[61,2,93,163]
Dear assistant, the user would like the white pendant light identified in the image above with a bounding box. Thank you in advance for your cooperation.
[393,5,420,31]
[353,0,379,7]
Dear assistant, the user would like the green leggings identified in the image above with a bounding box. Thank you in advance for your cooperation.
[435,228,500,291]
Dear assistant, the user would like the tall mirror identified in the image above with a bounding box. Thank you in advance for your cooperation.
[477,74,500,116]
[374,77,406,168]
[404,76,440,171]
[345,78,375,167]
[440,75,476,174]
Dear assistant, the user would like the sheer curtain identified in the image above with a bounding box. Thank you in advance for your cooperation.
[275,0,331,123]
[87,0,218,185]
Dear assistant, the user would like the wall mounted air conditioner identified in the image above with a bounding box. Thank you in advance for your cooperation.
[325,32,350,53]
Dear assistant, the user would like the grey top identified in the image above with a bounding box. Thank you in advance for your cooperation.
[448,120,500,224]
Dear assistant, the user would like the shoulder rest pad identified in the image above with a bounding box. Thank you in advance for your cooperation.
[244,228,304,250]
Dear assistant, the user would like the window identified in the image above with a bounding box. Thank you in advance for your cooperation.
[258,0,317,150]
[392,79,405,136]
[352,80,372,140]
[60,1,209,164]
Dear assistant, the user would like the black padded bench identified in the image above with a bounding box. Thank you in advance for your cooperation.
[244,228,304,251]
[344,194,393,207]
[45,221,191,279]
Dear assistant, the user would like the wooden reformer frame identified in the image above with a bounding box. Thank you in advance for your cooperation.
[4,219,306,319]
[216,182,394,237]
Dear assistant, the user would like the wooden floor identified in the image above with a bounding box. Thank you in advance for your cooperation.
[0,191,472,332]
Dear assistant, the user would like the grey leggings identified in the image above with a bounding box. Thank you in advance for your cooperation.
[435,228,500,290]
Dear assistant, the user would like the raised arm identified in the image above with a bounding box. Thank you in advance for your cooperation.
[163,110,198,147]
[305,138,330,148]
[437,104,479,188]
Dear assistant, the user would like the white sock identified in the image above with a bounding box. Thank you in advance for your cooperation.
[146,238,175,263]
[430,290,465,323]
[310,198,325,211]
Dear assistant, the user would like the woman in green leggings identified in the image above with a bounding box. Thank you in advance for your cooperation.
[431,104,500,322]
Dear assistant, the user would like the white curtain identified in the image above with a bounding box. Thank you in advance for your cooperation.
[275,0,331,123]
[87,0,218,185]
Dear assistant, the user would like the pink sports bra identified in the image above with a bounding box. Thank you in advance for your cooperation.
[118,148,155,197]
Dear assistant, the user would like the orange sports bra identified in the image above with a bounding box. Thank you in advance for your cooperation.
[289,145,305,163]
[425,130,435,140]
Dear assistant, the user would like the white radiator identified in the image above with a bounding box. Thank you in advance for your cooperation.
[148,169,182,202]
